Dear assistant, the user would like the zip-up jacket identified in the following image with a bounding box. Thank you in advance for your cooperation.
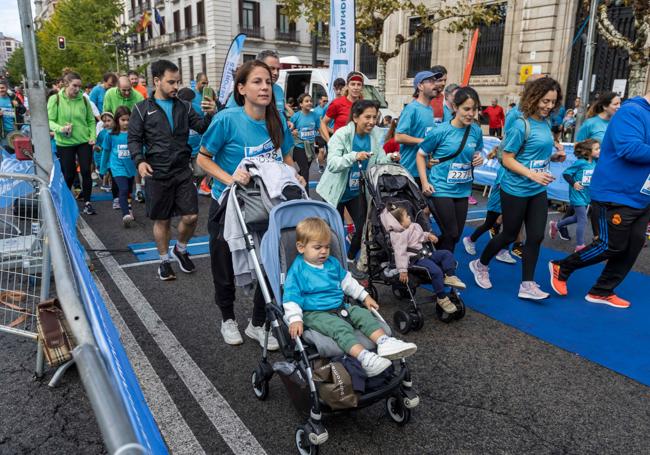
[47,91,96,146]
[128,97,212,180]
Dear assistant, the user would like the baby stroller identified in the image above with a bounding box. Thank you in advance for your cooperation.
[363,163,466,334]
[243,199,419,455]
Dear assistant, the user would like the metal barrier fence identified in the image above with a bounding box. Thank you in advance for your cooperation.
[0,173,48,376]
[0,172,146,454]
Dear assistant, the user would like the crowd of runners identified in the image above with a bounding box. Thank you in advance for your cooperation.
[2,47,649,349]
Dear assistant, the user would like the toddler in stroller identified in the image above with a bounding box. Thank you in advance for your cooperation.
[284,217,418,377]
[380,205,466,315]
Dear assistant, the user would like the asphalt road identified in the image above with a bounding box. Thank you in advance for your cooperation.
[2,178,649,454]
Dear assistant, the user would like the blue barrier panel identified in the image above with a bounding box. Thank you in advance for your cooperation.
[48,160,167,454]
[474,136,576,203]
[0,148,35,207]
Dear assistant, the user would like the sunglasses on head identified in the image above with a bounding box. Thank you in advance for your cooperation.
[431,72,444,80]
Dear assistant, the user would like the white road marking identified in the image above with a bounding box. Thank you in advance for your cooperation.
[78,218,267,455]
[93,274,205,455]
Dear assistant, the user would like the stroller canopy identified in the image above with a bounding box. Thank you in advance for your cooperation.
[260,200,347,306]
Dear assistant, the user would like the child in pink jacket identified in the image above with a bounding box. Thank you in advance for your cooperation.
[380,206,465,313]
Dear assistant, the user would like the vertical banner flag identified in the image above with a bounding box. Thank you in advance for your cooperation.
[218,33,247,105]
[461,28,480,86]
[328,0,356,100]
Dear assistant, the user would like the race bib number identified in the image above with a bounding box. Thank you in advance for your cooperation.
[641,173,650,196]
[299,127,316,141]
[446,162,472,184]
[244,139,282,164]
[529,159,550,174]
[117,144,130,158]
[581,169,593,187]
[0,107,15,118]
[348,169,360,192]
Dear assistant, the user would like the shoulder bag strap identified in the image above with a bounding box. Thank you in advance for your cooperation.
[435,124,472,164]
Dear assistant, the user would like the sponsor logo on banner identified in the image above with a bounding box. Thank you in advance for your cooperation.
[218,34,247,105]
[328,0,356,100]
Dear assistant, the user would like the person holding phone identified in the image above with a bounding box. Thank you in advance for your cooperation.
[469,77,565,300]
[317,100,397,264]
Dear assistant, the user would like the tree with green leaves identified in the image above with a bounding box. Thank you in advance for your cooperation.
[36,0,123,84]
[589,0,650,96]
[4,47,26,87]
[281,0,502,94]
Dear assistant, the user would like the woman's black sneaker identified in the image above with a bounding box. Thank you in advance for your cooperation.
[158,261,176,281]
[170,245,196,273]
[558,225,571,241]
[82,202,96,215]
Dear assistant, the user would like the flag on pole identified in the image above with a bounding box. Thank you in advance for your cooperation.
[328,0,355,100]
[151,7,162,37]
[218,34,247,106]
[136,11,151,33]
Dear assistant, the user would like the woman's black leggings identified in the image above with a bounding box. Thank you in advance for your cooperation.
[480,191,548,281]
[470,210,501,243]
[57,143,93,202]
[292,146,312,194]
[431,197,469,253]
[337,194,366,260]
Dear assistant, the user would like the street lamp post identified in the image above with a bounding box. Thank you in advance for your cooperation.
[576,0,599,131]
[111,24,138,73]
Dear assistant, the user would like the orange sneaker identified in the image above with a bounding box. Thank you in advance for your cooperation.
[548,261,567,296]
[585,294,630,309]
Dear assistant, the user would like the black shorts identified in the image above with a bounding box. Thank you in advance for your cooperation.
[145,169,198,220]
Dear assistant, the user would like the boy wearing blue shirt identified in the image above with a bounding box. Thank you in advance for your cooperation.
[284,218,417,377]
[395,71,437,178]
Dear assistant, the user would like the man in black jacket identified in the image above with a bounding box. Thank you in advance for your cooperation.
[128,59,216,281]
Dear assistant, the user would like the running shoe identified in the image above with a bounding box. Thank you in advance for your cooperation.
[443,275,466,289]
[122,213,134,228]
[82,202,96,215]
[469,259,492,289]
[437,296,458,314]
[511,242,523,259]
[112,198,120,210]
[574,244,586,252]
[462,236,476,255]
[170,245,196,273]
[585,293,630,309]
[495,249,517,264]
[135,190,145,203]
[221,319,243,345]
[548,220,558,240]
[360,352,391,377]
[488,225,500,239]
[548,261,567,296]
[518,281,549,300]
[468,195,478,205]
[558,225,571,241]
[377,337,417,360]
[158,261,176,281]
[101,185,112,192]
[244,321,279,350]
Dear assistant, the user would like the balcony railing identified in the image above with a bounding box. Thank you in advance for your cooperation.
[132,34,171,53]
[239,25,264,39]
[171,23,206,43]
[275,29,299,42]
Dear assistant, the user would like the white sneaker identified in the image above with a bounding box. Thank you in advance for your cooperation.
[221,319,243,345]
[360,352,392,377]
[377,337,417,360]
[495,249,517,264]
[518,281,550,300]
[245,320,279,351]
[462,236,476,255]
[469,259,492,289]
[122,213,134,228]
[437,296,458,314]
[112,198,120,210]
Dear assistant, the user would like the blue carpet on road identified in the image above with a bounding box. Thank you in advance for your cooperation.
[90,192,114,202]
[451,228,650,388]
[128,235,210,261]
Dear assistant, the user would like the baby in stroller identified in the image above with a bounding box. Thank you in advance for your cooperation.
[380,205,466,313]
[283,217,418,377]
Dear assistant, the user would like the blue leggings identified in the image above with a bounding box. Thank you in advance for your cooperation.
[557,205,588,245]
[415,250,456,297]
[113,176,134,216]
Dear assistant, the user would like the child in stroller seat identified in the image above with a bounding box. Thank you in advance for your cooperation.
[283,217,418,377]
[381,205,466,313]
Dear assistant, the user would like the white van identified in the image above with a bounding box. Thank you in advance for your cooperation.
[277,68,396,119]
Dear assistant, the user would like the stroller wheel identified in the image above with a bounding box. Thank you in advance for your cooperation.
[410,310,424,331]
[450,292,466,320]
[366,284,379,303]
[295,427,320,455]
[393,310,412,334]
[385,395,411,425]
[391,284,411,300]
[251,369,269,401]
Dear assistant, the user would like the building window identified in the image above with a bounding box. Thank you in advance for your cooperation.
[184,6,192,28]
[240,1,261,37]
[276,6,296,40]
[359,43,377,79]
[173,10,180,32]
[471,4,506,76]
[201,53,207,75]
[189,56,194,82]
[243,54,256,62]
[407,17,433,78]
[196,1,205,25]
[177,57,183,83]
[160,17,166,35]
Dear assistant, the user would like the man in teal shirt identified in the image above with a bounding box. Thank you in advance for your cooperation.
[89,72,117,113]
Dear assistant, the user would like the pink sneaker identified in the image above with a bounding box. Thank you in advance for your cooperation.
[469,259,492,289]
[574,244,586,252]
[468,195,478,205]
[548,220,558,240]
